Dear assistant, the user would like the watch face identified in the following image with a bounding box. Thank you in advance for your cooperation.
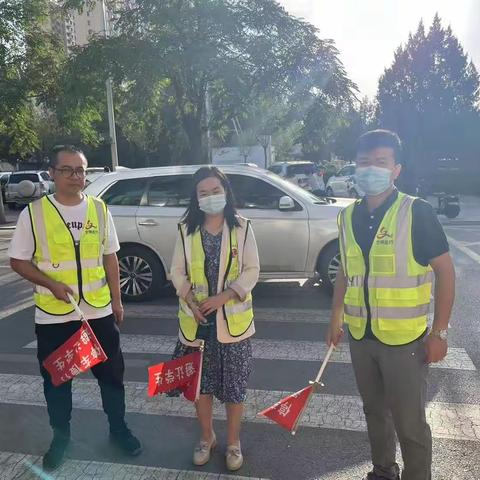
[436,330,448,340]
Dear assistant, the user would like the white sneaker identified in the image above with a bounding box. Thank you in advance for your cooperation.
[226,444,243,471]
[193,433,216,466]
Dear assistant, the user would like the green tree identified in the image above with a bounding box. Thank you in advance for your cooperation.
[331,97,377,161]
[61,0,355,165]
[0,0,65,158]
[376,14,480,185]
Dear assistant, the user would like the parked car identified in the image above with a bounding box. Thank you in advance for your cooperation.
[84,165,354,301]
[85,166,131,187]
[268,161,325,195]
[325,164,364,198]
[4,171,55,207]
[0,172,11,204]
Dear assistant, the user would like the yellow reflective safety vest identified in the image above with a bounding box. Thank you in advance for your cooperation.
[28,195,111,316]
[177,221,254,342]
[338,192,433,345]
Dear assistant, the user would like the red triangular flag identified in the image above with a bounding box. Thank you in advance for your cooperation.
[43,321,108,386]
[148,351,202,402]
[259,386,314,432]
[180,351,203,402]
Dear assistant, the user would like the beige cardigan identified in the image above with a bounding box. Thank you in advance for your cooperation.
[170,216,260,345]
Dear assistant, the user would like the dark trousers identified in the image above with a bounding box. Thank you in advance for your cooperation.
[36,314,127,435]
[349,336,432,480]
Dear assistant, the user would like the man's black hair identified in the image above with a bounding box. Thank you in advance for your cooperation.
[356,130,402,164]
[49,145,86,168]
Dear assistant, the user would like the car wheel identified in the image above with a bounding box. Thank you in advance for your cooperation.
[318,242,341,293]
[117,246,165,302]
[326,187,334,197]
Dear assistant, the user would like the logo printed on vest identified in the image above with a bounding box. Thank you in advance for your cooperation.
[84,219,98,234]
[376,227,392,240]
[376,227,393,245]
[232,247,238,258]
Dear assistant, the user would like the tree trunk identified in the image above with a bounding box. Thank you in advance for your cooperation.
[182,115,207,165]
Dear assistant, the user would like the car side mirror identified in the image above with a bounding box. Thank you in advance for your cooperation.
[279,196,295,211]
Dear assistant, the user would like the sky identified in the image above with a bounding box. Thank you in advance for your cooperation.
[277,0,480,98]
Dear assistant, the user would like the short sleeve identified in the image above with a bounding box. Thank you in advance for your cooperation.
[104,210,120,255]
[411,199,450,266]
[7,207,36,260]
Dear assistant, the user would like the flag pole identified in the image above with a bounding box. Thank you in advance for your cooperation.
[194,339,205,402]
[67,293,86,322]
[291,343,335,435]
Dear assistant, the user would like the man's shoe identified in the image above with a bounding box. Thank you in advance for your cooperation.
[363,472,400,480]
[42,431,70,472]
[110,428,142,456]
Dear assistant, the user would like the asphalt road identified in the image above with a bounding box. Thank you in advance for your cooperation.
[0,208,479,479]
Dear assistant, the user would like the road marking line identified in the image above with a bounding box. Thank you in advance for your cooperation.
[447,235,480,265]
[23,335,476,371]
[0,300,34,321]
[124,304,331,323]
[0,451,266,480]
[0,374,478,443]
[0,270,26,287]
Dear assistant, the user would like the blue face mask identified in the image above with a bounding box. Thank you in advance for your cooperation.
[355,166,393,196]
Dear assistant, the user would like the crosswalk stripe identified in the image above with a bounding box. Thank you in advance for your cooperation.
[0,451,267,479]
[23,335,476,371]
[0,300,34,321]
[0,270,25,288]
[123,304,331,324]
[0,374,478,443]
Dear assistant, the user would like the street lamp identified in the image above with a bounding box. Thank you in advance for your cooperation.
[101,0,119,171]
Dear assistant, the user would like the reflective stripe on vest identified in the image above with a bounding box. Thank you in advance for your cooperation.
[339,193,433,345]
[177,222,254,342]
[29,195,111,315]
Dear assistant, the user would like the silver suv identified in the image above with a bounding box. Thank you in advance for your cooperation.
[84,165,353,301]
[5,171,55,207]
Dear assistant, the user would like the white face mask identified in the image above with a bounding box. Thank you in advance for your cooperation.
[198,193,227,215]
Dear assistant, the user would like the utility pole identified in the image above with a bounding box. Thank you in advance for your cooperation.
[102,0,119,171]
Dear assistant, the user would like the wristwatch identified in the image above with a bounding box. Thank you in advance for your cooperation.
[430,329,448,341]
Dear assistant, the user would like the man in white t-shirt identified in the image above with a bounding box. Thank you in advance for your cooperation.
[9,146,142,471]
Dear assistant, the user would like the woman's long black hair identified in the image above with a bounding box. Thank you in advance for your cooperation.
[181,166,240,235]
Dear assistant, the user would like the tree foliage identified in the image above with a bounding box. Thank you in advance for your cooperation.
[376,14,480,185]
[60,0,356,164]
[0,0,66,157]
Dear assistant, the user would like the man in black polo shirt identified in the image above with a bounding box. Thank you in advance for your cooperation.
[327,130,455,480]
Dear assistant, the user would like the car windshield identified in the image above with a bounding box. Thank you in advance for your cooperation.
[8,173,39,184]
[264,171,329,204]
[287,164,314,176]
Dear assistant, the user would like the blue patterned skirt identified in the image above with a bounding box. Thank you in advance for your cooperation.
[168,335,253,404]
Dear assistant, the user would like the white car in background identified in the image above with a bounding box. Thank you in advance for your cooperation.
[4,171,55,207]
[84,165,353,301]
[325,164,364,198]
[85,166,131,187]
[268,161,325,194]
